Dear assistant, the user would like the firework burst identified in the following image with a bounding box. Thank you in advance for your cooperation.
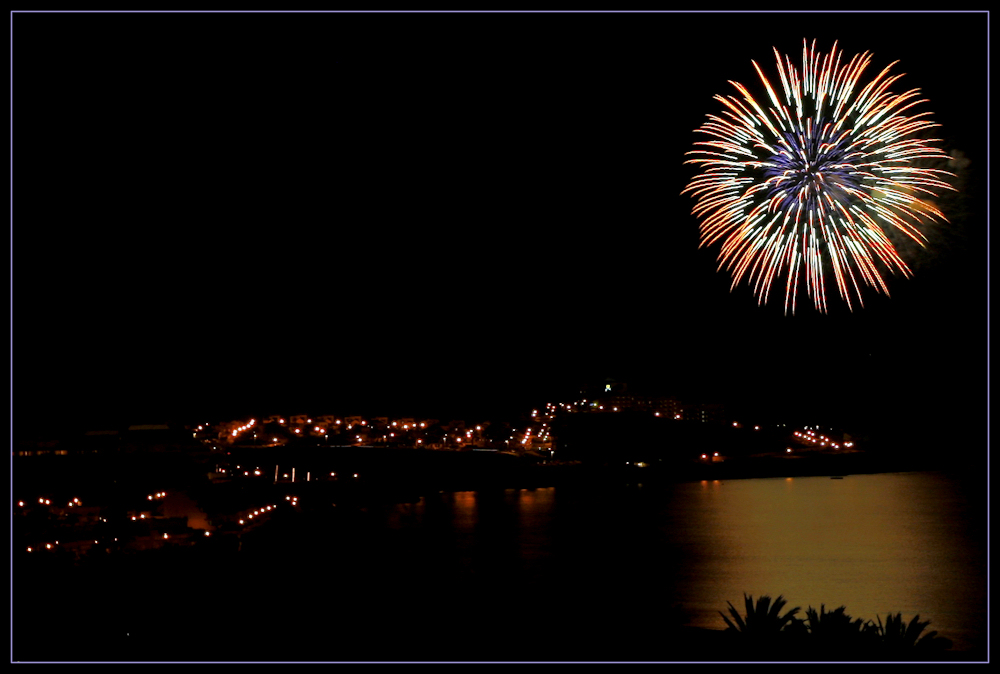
[682,39,956,313]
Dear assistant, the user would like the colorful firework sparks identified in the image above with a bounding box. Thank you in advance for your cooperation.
[682,39,956,313]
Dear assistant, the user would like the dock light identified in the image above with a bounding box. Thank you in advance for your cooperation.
[701,454,708,459]
[148,495,153,500]
[205,531,211,536]
[18,501,23,507]
[239,519,244,525]
[786,448,792,453]
[163,533,168,539]
[39,498,44,504]
[46,544,52,549]
[140,514,146,519]
[27,547,32,552]
[132,516,137,520]
[713,452,719,457]
[45,500,50,505]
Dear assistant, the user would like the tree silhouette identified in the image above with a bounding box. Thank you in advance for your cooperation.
[872,612,953,658]
[718,594,954,660]
[719,593,801,655]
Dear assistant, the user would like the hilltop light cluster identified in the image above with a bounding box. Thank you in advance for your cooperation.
[189,382,856,460]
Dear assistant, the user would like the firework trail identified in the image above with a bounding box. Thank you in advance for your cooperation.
[682,39,956,313]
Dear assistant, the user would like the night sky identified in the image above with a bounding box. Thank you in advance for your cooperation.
[13,11,988,449]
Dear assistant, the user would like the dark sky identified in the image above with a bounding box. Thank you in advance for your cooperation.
[13,11,988,445]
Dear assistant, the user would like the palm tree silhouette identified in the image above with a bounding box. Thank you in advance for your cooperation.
[720,593,801,635]
[798,605,878,658]
[717,595,954,660]
[719,594,801,655]
[872,612,952,657]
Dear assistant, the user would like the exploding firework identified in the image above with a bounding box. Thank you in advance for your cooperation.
[682,39,956,313]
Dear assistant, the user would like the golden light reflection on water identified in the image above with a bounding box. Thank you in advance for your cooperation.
[374,475,982,652]
[669,472,985,652]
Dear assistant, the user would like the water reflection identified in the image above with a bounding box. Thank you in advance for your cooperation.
[662,472,986,653]
[368,472,983,653]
